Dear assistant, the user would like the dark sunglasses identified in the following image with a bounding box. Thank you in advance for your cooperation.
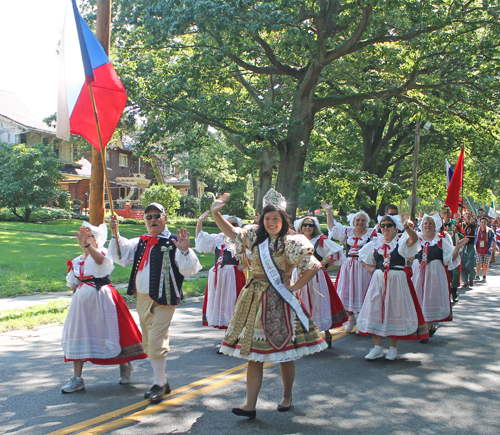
[230,222,239,227]
[379,223,395,229]
[145,213,161,220]
[302,223,315,228]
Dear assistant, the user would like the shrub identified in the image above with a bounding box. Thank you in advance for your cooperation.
[178,195,200,217]
[200,192,216,212]
[141,184,181,216]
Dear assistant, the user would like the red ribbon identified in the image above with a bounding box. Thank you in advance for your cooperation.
[213,243,225,289]
[67,260,73,273]
[378,244,391,322]
[138,235,159,271]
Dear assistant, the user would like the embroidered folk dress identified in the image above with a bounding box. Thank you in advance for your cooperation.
[220,225,328,363]
[195,230,247,329]
[294,235,348,332]
[62,248,147,364]
[329,222,377,312]
[411,232,460,323]
[357,234,429,340]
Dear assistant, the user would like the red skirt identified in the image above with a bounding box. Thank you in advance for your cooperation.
[65,286,147,365]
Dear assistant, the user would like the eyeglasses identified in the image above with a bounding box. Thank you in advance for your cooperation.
[302,223,315,228]
[87,235,95,238]
[379,223,395,229]
[230,222,239,227]
[145,213,162,220]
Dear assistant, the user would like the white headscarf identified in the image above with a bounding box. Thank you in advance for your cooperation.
[377,214,404,232]
[422,213,443,235]
[222,215,243,228]
[347,210,370,227]
[82,221,108,248]
[293,216,322,233]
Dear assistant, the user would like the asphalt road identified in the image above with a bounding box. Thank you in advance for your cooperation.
[1,267,500,435]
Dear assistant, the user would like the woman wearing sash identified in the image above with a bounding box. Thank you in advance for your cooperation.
[211,190,327,418]
[61,222,147,393]
[411,214,466,341]
[195,210,247,350]
[322,202,377,332]
[293,216,347,347]
[357,214,428,361]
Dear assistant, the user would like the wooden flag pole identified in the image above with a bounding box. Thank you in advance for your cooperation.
[88,82,121,258]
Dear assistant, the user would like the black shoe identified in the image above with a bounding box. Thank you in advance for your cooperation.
[420,338,429,344]
[231,407,256,419]
[144,385,155,399]
[277,399,292,412]
[148,383,171,403]
[429,326,437,337]
[325,336,332,349]
[469,280,474,287]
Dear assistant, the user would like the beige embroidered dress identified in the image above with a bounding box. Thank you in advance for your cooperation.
[220,225,327,363]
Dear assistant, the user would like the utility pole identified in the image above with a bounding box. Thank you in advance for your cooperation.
[89,0,111,225]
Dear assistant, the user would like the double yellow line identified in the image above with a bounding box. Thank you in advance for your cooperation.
[48,325,352,434]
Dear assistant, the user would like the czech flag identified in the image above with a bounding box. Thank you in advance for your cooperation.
[56,0,127,150]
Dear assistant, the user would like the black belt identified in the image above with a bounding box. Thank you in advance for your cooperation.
[79,276,111,291]
[347,254,359,258]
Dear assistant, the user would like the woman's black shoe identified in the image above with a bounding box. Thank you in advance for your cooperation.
[277,398,292,412]
[231,408,256,419]
[429,326,437,337]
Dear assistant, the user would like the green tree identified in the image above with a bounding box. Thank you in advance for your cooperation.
[0,143,65,222]
[178,195,200,217]
[109,0,499,219]
[141,184,181,216]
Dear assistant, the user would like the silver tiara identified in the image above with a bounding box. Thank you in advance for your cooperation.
[262,188,287,209]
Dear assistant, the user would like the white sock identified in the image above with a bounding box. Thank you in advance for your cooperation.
[150,357,167,387]
[374,345,383,350]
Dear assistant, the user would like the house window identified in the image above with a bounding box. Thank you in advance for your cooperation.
[42,137,49,145]
[119,154,128,167]
[119,187,126,199]
[106,151,111,168]
[20,133,27,144]
[133,158,138,173]
[53,140,59,158]
[140,158,145,173]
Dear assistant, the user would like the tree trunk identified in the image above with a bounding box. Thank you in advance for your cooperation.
[189,172,198,198]
[23,207,32,223]
[255,149,276,214]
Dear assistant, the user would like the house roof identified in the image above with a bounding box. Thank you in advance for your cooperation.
[0,90,55,134]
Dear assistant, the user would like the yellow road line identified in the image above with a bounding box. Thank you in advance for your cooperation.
[49,327,354,435]
[47,362,249,435]
[81,363,273,435]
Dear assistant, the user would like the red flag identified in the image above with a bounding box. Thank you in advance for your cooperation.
[445,148,464,215]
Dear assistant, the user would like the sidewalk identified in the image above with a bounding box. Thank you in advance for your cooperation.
[0,271,209,313]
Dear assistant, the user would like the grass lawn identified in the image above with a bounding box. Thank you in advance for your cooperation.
[0,220,216,298]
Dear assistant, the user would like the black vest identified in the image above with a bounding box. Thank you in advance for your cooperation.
[374,244,406,270]
[127,235,185,305]
[214,246,239,268]
[313,236,326,262]
[415,242,443,264]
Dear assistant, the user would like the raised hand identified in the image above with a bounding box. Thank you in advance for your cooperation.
[321,201,332,211]
[173,227,190,251]
[75,227,89,249]
[198,210,210,222]
[109,214,119,231]
[211,193,230,213]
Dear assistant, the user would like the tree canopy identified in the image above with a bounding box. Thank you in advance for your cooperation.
[0,143,66,222]
[99,0,500,217]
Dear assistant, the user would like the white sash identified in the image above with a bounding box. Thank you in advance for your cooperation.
[258,238,310,331]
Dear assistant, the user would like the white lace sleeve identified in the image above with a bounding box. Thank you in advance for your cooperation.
[108,235,140,267]
[84,248,115,278]
[328,220,348,243]
[317,238,346,265]
[175,248,203,277]
[442,235,461,269]
[194,230,217,254]
[358,241,375,265]
[398,232,421,259]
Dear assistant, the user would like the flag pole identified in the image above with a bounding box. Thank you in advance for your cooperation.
[88,82,121,258]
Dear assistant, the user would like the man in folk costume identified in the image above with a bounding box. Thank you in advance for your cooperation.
[109,203,202,403]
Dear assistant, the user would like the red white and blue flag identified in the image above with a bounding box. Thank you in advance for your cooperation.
[56,0,127,150]
[445,159,454,189]
[496,227,500,251]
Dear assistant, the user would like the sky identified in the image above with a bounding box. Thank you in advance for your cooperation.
[0,0,67,119]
